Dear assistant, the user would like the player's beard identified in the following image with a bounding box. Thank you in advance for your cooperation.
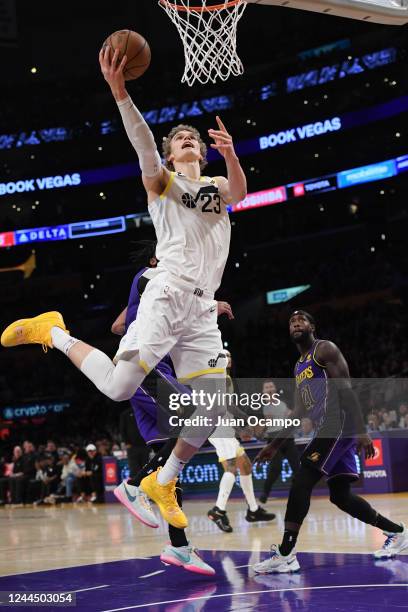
[290,330,309,344]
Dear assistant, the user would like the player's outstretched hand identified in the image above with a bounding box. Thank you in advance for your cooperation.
[208,116,237,160]
[357,433,375,459]
[217,301,234,320]
[99,46,127,93]
[254,438,282,464]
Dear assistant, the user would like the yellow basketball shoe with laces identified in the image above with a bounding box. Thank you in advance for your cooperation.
[140,468,188,529]
[1,311,68,351]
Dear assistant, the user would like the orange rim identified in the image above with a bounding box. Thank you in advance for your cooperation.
[159,0,242,12]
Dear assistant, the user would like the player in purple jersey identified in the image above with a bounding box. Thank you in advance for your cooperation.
[112,241,233,575]
[253,310,407,574]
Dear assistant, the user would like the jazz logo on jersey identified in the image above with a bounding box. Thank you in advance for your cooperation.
[181,185,221,214]
[208,353,225,368]
[308,451,320,463]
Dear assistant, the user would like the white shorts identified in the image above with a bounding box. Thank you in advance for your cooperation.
[209,427,245,462]
[114,271,227,381]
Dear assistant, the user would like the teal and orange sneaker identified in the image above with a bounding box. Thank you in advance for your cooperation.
[160,543,215,576]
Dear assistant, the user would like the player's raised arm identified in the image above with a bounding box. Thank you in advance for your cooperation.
[99,46,166,196]
[315,340,375,458]
[209,116,247,204]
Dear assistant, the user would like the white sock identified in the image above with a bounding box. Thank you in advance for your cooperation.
[240,474,258,512]
[157,451,186,485]
[51,326,80,356]
[215,471,235,511]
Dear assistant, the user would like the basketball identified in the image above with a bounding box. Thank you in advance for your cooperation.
[102,29,151,81]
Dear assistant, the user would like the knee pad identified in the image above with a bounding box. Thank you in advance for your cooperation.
[101,357,146,402]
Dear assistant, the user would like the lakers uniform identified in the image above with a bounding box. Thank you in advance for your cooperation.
[295,340,359,481]
[115,172,229,381]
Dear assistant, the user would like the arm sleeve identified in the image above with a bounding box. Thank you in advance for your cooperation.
[117,96,162,178]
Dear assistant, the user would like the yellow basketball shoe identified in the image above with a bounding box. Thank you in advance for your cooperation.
[140,468,188,529]
[1,311,68,350]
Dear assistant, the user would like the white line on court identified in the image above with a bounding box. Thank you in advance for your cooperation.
[0,557,152,578]
[101,583,408,611]
[138,570,165,579]
[234,564,252,568]
[70,585,110,594]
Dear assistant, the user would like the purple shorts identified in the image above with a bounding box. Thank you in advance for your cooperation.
[130,389,167,446]
[302,436,359,481]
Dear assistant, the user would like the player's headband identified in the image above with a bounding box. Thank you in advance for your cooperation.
[290,310,316,326]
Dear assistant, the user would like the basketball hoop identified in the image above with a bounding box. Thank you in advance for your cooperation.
[158,0,247,86]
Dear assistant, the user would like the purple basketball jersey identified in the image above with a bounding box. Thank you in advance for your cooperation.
[125,267,174,444]
[125,267,147,332]
[296,340,358,479]
[294,340,329,429]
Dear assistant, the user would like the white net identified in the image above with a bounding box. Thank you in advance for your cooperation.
[159,0,247,86]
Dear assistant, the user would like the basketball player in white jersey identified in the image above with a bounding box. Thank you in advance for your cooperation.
[1,46,247,530]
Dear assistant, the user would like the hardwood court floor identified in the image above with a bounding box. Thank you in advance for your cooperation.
[1,493,407,577]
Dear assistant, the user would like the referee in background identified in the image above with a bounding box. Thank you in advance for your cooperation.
[259,380,300,504]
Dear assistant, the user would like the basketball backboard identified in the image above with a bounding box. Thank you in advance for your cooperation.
[159,0,407,86]
[247,0,408,25]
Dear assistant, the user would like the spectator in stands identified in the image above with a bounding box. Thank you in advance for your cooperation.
[297,417,314,440]
[9,441,36,505]
[27,455,48,505]
[397,403,408,429]
[75,445,103,503]
[367,413,380,432]
[59,451,79,502]
[41,453,62,502]
[96,438,111,457]
[379,412,395,431]
[85,444,103,503]
[0,445,22,505]
[74,450,90,502]
[45,440,59,462]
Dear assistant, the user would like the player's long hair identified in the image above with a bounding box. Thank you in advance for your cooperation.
[129,240,157,270]
[162,124,208,171]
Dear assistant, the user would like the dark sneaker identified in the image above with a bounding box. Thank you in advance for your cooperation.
[207,506,233,533]
[246,506,276,523]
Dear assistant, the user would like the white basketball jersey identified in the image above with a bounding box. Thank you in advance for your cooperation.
[148,171,231,293]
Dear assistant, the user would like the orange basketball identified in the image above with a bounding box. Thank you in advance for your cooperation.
[102,29,151,81]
